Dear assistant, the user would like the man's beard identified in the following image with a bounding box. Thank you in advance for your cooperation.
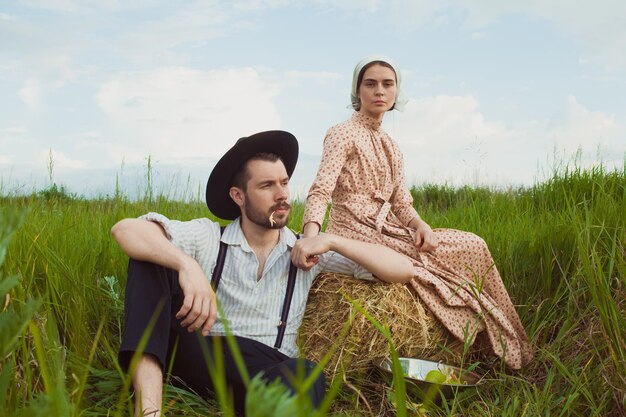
[243,197,291,229]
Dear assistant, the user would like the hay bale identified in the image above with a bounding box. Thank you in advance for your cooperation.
[298,273,460,383]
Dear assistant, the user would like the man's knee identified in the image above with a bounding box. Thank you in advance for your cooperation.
[127,259,176,283]
[119,259,180,375]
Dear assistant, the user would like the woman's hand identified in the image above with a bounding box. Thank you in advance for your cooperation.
[293,222,323,269]
[409,217,438,253]
[291,235,331,270]
[176,257,218,336]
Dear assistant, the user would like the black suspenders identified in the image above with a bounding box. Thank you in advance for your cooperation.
[210,226,300,350]
[274,260,299,349]
[210,226,228,292]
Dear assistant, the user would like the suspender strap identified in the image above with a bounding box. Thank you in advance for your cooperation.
[274,234,300,349]
[210,226,300,350]
[210,226,227,291]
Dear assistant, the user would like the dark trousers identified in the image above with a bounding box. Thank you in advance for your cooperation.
[118,259,325,416]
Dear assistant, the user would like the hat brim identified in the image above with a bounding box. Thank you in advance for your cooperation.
[206,130,298,220]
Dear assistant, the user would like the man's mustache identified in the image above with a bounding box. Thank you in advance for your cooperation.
[270,202,291,211]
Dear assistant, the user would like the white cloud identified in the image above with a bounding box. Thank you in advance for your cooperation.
[0,13,17,21]
[315,0,626,71]
[40,149,87,169]
[9,1,626,72]
[19,78,40,108]
[75,140,147,167]
[543,96,625,171]
[20,0,80,11]
[95,66,283,163]
[3,127,26,135]
[1,8,84,94]
[517,1,626,71]
[3,0,623,197]
[453,1,626,70]
[0,127,27,152]
[394,95,517,152]
[14,54,80,107]
[547,96,620,150]
[471,31,488,39]
[0,155,11,164]
[118,3,229,61]
[286,71,342,82]
[390,95,528,185]
[81,131,102,139]
[18,0,147,12]
[387,94,624,187]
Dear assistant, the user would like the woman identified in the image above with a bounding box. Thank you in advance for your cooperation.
[295,55,532,369]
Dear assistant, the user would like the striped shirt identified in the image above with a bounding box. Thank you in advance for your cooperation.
[141,212,376,357]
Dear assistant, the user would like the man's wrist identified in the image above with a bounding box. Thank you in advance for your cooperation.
[176,254,198,274]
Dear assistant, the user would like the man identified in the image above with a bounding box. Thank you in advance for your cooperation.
[112,130,414,417]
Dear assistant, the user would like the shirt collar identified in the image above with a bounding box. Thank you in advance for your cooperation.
[353,111,382,131]
[222,217,298,253]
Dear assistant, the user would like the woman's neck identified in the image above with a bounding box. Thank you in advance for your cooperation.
[358,109,385,123]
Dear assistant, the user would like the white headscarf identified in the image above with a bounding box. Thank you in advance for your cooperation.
[350,54,409,112]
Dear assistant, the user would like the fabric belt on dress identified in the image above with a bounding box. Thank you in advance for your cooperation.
[333,191,392,233]
[372,190,392,233]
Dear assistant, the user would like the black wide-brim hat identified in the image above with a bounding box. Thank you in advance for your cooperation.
[206,130,298,220]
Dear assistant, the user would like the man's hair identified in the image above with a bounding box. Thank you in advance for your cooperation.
[231,152,283,191]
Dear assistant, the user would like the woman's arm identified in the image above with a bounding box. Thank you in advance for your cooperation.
[291,233,414,283]
[388,139,420,226]
[302,221,321,237]
[302,127,352,237]
[386,138,438,252]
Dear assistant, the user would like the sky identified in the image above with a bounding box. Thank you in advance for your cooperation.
[1,0,625,200]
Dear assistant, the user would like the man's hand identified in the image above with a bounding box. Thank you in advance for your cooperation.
[291,234,334,270]
[176,258,218,336]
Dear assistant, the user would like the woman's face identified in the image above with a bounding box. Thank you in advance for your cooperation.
[357,64,397,120]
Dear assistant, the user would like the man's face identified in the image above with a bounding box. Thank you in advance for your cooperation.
[240,159,291,229]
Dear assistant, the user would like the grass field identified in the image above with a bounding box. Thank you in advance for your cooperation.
[0,162,624,416]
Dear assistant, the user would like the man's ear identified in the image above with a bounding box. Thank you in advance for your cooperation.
[229,186,244,208]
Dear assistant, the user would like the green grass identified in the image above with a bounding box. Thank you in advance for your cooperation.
[1,161,625,416]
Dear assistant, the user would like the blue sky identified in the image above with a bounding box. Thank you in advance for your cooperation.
[1,0,624,199]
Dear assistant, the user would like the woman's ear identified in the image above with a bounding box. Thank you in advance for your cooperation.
[229,187,244,208]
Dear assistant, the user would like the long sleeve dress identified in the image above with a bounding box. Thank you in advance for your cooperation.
[303,111,532,369]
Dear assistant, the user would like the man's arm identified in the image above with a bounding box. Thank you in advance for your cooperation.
[290,234,414,283]
[111,218,217,335]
